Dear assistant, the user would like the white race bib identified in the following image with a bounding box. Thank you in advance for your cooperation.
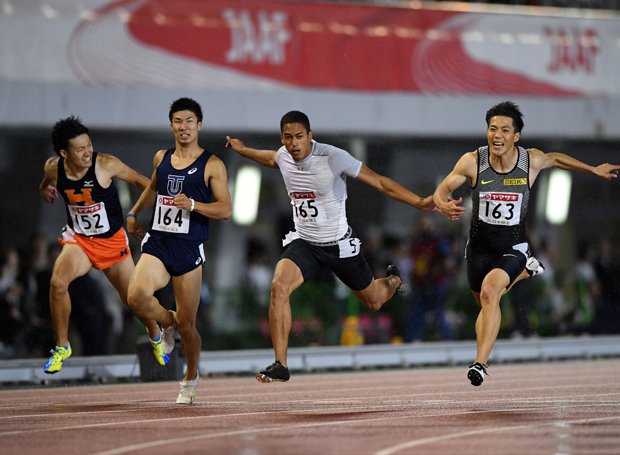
[152,195,190,234]
[68,202,110,236]
[478,192,522,226]
[290,191,326,224]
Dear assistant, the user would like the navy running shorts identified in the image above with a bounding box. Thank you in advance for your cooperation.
[141,233,205,277]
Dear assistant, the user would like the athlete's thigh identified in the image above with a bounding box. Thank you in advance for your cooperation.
[330,253,373,291]
[171,266,203,323]
[103,256,134,302]
[280,240,319,284]
[52,243,93,283]
[466,252,494,293]
[130,253,171,296]
[495,246,528,286]
[272,257,305,293]
[480,267,511,296]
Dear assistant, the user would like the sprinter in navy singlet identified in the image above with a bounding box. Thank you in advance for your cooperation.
[126,98,232,404]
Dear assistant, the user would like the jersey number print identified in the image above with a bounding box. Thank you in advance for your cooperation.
[478,192,522,226]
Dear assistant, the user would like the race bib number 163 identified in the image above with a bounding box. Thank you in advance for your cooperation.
[478,192,522,226]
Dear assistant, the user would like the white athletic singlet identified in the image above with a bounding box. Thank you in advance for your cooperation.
[276,140,362,244]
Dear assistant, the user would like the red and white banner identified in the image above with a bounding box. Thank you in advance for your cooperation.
[64,0,616,96]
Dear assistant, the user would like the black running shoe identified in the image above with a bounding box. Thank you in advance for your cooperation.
[386,264,404,294]
[467,362,488,386]
[256,361,290,383]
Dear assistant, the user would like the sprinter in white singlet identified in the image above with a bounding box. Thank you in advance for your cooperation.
[227,110,465,383]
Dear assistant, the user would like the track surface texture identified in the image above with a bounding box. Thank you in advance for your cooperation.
[2,359,619,454]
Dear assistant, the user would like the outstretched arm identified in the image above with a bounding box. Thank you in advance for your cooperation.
[433,151,476,219]
[529,148,620,182]
[225,136,279,169]
[97,153,150,190]
[355,164,464,220]
[126,151,163,239]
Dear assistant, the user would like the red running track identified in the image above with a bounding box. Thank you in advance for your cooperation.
[1,359,619,454]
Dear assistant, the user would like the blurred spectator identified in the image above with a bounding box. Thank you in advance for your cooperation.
[509,279,536,338]
[67,273,109,356]
[593,239,620,334]
[0,248,23,357]
[243,238,272,309]
[529,238,564,336]
[24,237,58,357]
[406,215,455,342]
[0,247,35,358]
[563,240,599,334]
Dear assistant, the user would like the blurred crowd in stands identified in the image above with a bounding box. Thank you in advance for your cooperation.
[2,223,620,359]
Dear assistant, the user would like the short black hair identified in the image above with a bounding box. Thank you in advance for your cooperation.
[169,97,203,123]
[485,101,524,133]
[51,116,89,156]
[280,110,311,133]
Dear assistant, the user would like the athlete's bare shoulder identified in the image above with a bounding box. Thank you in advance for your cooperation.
[205,153,227,176]
[43,155,60,171]
[153,149,168,167]
[527,147,547,170]
[96,152,122,168]
[455,150,478,176]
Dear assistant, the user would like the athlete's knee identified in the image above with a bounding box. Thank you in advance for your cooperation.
[358,293,383,312]
[127,286,151,312]
[270,277,293,302]
[49,274,70,297]
[479,283,502,308]
[363,301,382,312]
[176,319,198,339]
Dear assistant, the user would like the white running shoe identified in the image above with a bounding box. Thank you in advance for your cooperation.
[161,311,177,355]
[176,372,199,404]
[526,256,545,277]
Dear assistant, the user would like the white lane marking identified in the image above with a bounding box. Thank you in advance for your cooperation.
[93,412,620,455]
[373,415,620,455]
[2,388,619,422]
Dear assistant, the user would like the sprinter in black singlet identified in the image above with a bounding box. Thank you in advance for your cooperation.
[433,101,620,386]
[38,116,163,374]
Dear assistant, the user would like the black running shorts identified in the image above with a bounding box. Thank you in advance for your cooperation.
[466,241,528,293]
[281,238,373,291]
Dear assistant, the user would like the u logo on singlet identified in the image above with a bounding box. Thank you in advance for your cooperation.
[65,188,94,205]
[167,175,185,195]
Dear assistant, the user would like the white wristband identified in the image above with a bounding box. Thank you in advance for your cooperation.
[189,198,195,212]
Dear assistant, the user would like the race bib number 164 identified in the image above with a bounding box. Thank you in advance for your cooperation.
[152,195,190,234]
